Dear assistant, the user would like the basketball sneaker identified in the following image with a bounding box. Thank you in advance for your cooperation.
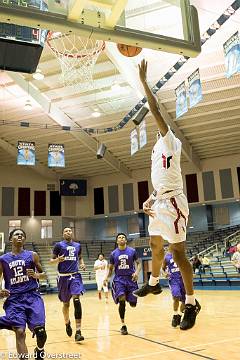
[120,325,128,335]
[34,347,45,360]
[180,299,201,330]
[75,330,84,342]
[66,321,72,337]
[171,314,181,327]
[133,283,162,297]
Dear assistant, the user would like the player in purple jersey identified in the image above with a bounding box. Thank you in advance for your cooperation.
[104,233,141,335]
[0,228,47,360]
[162,250,185,327]
[50,227,86,342]
[133,59,200,330]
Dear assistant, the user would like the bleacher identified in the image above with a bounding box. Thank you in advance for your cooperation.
[193,239,240,288]
[186,224,240,257]
[34,241,116,291]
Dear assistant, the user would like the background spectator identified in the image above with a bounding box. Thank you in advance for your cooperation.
[192,255,202,274]
[231,243,240,273]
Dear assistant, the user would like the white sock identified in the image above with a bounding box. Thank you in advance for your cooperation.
[148,275,159,286]
[185,295,196,306]
[173,311,178,315]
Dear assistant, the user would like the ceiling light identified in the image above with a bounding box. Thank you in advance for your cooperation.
[111,82,121,91]
[33,68,44,80]
[97,143,106,159]
[117,86,131,95]
[24,100,32,111]
[92,111,101,118]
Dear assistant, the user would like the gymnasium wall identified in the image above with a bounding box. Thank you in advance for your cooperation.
[0,152,239,242]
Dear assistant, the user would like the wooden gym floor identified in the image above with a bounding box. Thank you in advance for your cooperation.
[0,289,239,360]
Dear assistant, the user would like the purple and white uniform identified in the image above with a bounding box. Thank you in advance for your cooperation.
[164,252,185,302]
[0,250,45,331]
[53,240,85,302]
[110,246,138,304]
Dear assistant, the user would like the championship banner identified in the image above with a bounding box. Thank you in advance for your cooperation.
[188,68,203,108]
[130,128,138,155]
[139,119,147,149]
[223,31,240,78]
[175,81,188,119]
[17,141,35,166]
[48,144,65,168]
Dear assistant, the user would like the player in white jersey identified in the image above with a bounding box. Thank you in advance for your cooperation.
[94,253,109,302]
[133,60,200,330]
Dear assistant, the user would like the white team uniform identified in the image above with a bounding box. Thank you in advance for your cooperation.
[94,259,108,292]
[149,127,189,243]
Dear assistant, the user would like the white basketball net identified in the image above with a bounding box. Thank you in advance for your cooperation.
[47,32,105,91]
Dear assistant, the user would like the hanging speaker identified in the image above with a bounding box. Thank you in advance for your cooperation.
[97,143,106,159]
[132,107,149,126]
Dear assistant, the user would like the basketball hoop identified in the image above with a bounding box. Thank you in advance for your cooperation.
[47,32,105,92]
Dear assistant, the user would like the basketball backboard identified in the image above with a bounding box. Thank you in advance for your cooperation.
[0,0,201,57]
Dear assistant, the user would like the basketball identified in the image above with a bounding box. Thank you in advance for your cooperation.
[117,43,142,57]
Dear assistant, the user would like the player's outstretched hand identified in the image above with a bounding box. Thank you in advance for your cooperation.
[143,199,156,218]
[132,272,138,282]
[58,255,65,263]
[138,59,147,83]
[0,289,10,298]
[26,269,39,279]
[80,263,86,271]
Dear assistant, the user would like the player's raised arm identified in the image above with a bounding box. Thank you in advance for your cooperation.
[138,59,168,136]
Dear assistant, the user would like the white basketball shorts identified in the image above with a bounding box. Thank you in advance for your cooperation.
[96,277,108,292]
[148,191,189,244]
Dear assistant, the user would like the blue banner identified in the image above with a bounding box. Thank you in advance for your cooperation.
[130,128,138,155]
[17,141,35,166]
[48,144,65,168]
[139,119,147,149]
[175,81,188,119]
[188,68,203,108]
[224,31,240,78]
